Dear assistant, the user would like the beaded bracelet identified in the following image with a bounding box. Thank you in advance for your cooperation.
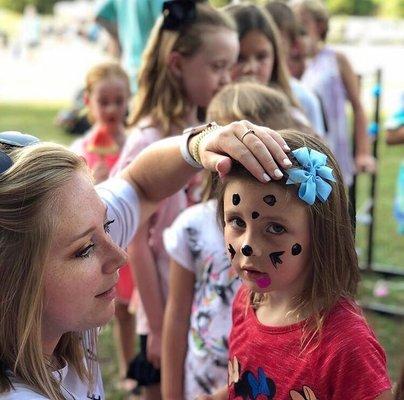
[179,128,204,169]
[190,122,219,165]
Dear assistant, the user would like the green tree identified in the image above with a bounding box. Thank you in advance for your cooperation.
[209,0,230,6]
[376,0,404,17]
[325,0,377,15]
[0,0,72,14]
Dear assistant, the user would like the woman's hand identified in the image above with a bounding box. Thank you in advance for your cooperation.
[195,121,292,182]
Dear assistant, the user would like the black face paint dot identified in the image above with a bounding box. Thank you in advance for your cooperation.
[269,251,284,269]
[241,245,253,256]
[263,194,276,206]
[232,193,241,206]
[291,243,302,256]
[228,244,236,260]
[252,211,260,219]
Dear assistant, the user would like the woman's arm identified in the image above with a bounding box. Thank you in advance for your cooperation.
[127,222,165,369]
[337,52,375,173]
[161,260,195,400]
[121,122,291,226]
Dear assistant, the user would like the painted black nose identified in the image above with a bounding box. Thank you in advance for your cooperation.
[241,245,253,256]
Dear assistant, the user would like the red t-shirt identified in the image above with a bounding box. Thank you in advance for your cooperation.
[228,285,391,400]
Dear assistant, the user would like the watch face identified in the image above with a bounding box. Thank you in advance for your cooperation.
[183,123,212,136]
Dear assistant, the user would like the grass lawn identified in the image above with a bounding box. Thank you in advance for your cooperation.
[1,102,403,398]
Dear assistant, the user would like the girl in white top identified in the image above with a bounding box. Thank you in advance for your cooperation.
[111,5,238,397]
[0,125,293,399]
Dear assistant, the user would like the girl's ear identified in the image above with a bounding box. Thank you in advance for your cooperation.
[167,51,183,78]
[83,91,90,106]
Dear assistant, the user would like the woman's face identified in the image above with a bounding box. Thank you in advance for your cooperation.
[42,171,126,347]
[232,30,275,85]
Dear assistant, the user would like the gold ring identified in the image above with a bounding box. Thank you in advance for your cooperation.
[241,129,255,142]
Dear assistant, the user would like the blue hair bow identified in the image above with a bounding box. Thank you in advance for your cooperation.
[286,147,335,205]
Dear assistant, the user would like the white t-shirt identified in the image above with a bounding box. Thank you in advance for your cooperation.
[290,77,326,136]
[3,349,104,400]
[163,199,241,399]
[1,178,140,399]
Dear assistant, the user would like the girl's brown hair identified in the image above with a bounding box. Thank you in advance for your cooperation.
[265,1,299,44]
[207,81,298,130]
[225,3,298,108]
[0,143,98,399]
[292,0,329,41]
[216,129,359,348]
[129,3,235,136]
[85,61,130,95]
[202,82,300,201]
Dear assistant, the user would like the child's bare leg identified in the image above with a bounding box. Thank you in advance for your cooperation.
[142,384,161,400]
[114,302,136,379]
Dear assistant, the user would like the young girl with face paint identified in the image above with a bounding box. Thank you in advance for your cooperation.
[204,130,392,400]
[162,82,302,400]
[111,2,239,398]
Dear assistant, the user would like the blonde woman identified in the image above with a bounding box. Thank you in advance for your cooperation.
[0,125,291,399]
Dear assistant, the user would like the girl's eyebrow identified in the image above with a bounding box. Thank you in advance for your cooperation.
[261,215,289,224]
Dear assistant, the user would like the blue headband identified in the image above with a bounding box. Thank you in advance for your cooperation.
[285,147,336,205]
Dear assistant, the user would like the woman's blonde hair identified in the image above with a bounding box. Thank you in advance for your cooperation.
[129,3,235,136]
[224,3,298,108]
[216,130,359,349]
[0,143,98,399]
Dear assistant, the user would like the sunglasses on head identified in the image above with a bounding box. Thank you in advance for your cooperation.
[0,131,40,174]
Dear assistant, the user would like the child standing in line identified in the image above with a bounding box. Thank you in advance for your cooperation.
[69,62,137,392]
[265,1,325,136]
[112,2,239,399]
[224,3,310,131]
[162,82,303,400]
[202,129,391,400]
[292,0,375,186]
[70,61,130,183]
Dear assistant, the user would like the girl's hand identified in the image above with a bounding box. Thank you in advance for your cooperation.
[196,121,292,183]
[355,153,376,174]
[146,330,162,369]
